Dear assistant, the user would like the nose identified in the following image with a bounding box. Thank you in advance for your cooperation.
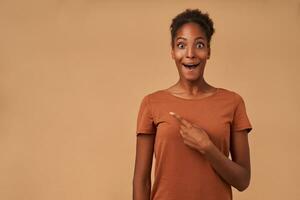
[186,46,195,58]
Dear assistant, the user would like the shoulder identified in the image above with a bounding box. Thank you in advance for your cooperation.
[218,88,245,106]
[219,87,243,98]
[140,89,167,102]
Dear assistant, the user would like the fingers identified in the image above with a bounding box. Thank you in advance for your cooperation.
[169,112,191,128]
[179,129,184,135]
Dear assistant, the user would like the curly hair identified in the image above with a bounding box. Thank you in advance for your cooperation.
[170,9,215,48]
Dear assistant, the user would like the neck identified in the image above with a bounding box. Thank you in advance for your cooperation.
[176,77,212,95]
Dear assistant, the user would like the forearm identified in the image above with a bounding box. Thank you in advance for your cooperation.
[133,179,151,200]
[202,142,250,191]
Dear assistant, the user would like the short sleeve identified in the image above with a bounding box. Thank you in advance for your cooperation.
[136,95,156,136]
[231,94,253,134]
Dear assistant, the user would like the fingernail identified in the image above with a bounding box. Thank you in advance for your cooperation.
[169,112,175,115]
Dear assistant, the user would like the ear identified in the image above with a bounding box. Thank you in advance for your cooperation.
[207,46,211,59]
[171,47,175,60]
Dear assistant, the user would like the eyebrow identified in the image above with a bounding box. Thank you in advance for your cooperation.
[176,36,205,41]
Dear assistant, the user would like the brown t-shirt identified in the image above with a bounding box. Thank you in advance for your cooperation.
[136,88,253,200]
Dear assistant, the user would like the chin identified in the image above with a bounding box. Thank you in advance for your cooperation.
[183,75,200,82]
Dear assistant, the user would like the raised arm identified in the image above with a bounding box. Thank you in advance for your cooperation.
[133,134,155,200]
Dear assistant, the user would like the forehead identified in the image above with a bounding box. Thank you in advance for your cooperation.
[175,22,207,41]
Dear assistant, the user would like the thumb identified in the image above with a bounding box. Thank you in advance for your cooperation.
[192,123,201,129]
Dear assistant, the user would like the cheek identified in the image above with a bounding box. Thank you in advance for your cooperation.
[197,49,210,58]
[173,51,184,60]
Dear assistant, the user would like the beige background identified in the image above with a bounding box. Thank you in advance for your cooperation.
[0,0,299,199]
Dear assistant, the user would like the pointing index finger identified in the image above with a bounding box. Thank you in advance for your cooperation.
[169,112,191,128]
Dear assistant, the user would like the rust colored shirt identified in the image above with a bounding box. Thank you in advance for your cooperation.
[136,88,253,200]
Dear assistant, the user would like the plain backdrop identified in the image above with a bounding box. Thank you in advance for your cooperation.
[0,0,300,199]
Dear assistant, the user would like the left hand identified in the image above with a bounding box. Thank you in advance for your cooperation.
[169,111,212,154]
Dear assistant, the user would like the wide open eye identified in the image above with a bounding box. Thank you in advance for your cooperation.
[177,43,185,49]
[196,42,205,49]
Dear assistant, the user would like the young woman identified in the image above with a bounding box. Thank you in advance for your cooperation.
[133,9,253,200]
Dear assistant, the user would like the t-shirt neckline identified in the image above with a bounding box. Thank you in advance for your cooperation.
[161,88,221,101]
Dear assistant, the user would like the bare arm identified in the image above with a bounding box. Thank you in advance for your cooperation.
[133,134,155,200]
[203,129,251,191]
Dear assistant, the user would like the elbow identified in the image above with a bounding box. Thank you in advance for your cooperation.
[236,171,251,192]
[236,181,249,192]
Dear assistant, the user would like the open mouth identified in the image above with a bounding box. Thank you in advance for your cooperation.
[182,63,200,69]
